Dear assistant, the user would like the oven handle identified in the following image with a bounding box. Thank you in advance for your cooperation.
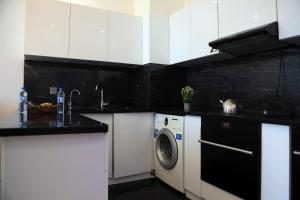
[293,151,300,156]
[198,139,254,156]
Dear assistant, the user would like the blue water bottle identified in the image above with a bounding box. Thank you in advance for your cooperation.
[57,87,65,114]
[19,87,28,114]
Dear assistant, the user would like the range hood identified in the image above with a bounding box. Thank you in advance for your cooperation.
[209,22,289,56]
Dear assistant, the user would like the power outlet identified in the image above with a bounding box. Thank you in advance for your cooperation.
[49,87,57,95]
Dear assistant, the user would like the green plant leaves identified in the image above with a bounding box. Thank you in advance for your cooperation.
[181,86,194,103]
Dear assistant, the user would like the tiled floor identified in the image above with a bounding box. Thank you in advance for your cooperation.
[109,178,186,200]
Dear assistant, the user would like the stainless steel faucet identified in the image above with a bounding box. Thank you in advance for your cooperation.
[95,82,108,110]
[68,89,81,111]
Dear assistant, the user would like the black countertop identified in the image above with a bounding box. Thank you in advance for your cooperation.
[72,106,300,126]
[0,111,108,137]
[157,110,300,126]
[0,106,298,137]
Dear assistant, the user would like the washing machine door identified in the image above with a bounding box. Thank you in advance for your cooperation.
[156,128,178,170]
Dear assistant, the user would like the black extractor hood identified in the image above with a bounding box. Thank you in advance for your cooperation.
[209,22,289,56]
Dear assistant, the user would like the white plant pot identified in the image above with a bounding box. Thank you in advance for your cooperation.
[184,103,191,112]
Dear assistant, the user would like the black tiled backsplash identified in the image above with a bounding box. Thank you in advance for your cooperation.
[24,61,186,110]
[25,61,140,108]
[25,47,300,114]
[187,47,300,115]
[145,64,187,109]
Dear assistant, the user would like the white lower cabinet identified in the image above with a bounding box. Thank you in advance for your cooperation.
[84,113,154,180]
[82,114,113,179]
[113,113,154,178]
[261,124,290,200]
[184,116,202,200]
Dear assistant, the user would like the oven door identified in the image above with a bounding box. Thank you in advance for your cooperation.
[201,116,261,200]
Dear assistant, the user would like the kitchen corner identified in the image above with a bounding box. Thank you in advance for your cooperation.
[1,0,300,200]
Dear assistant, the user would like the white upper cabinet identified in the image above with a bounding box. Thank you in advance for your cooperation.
[108,12,143,65]
[169,6,191,64]
[277,0,300,40]
[150,13,170,65]
[69,5,108,61]
[25,0,70,58]
[218,0,277,38]
[190,0,219,59]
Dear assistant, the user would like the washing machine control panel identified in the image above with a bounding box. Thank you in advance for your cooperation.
[155,114,184,133]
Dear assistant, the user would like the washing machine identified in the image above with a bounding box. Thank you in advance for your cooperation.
[154,114,184,193]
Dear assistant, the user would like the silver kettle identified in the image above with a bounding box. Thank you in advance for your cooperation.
[219,99,237,114]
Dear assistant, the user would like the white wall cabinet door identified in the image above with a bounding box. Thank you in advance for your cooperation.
[184,116,202,199]
[25,0,70,58]
[190,0,218,59]
[150,13,170,64]
[82,114,113,179]
[277,0,300,40]
[69,5,108,61]
[108,12,143,65]
[113,113,154,178]
[218,0,277,38]
[261,124,290,200]
[169,6,191,64]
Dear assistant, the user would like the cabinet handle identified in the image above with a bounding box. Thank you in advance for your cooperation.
[198,139,253,156]
[293,151,300,156]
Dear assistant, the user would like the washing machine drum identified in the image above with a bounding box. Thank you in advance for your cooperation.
[156,128,178,170]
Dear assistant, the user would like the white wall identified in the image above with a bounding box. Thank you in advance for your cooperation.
[150,0,190,16]
[0,0,25,117]
[134,0,149,16]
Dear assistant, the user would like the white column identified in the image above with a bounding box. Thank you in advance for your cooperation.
[261,124,290,200]
[0,0,25,117]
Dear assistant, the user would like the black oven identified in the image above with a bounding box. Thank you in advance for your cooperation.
[200,115,261,200]
[292,127,300,200]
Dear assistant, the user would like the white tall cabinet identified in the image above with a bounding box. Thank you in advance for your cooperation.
[277,0,300,40]
[190,0,219,59]
[69,5,108,61]
[169,6,191,64]
[218,0,277,37]
[108,13,143,65]
[113,113,154,178]
[25,0,70,58]
[261,124,290,200]
[184,116,202,200]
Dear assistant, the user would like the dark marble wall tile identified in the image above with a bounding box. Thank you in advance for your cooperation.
[186,47,300,115]
[145,64,187,109]
[25,47,300,115]
[25,61,140,108]
[24,61,187,110]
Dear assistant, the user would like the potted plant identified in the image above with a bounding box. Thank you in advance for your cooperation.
[181,86,194,112]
